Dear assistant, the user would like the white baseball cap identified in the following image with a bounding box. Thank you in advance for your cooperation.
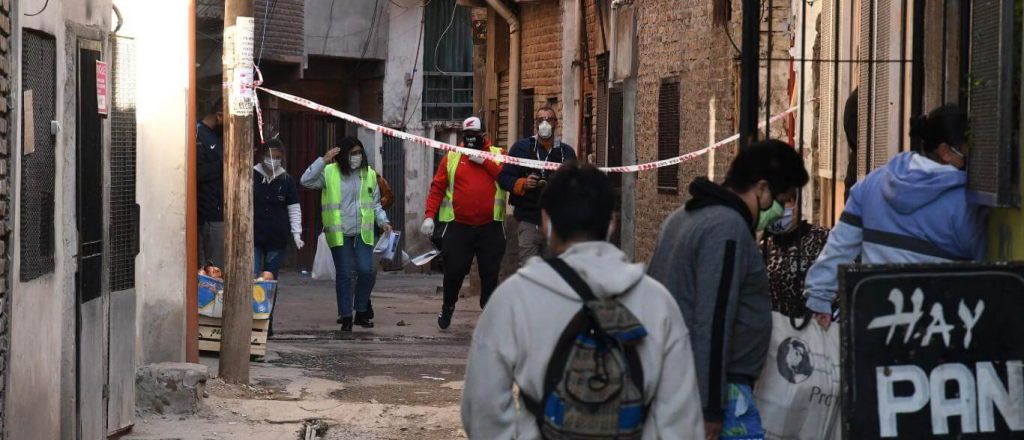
[462,116,483,132]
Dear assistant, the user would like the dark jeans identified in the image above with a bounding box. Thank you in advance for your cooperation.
[199,221,225,268]
[441,221,506,309]
[331,236,374,318]
[255,245,285,333]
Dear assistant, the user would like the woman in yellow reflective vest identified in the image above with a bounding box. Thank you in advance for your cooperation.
[301,136,392,332]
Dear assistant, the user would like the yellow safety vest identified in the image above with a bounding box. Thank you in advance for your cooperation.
[322,164,377,247]
[439,147,508,223]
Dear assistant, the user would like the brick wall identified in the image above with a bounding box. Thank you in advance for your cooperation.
[255,0,304,63]
[0,0,10,435]
[632,0,742,263]
[494,1,566,146]
[520,1,564,133]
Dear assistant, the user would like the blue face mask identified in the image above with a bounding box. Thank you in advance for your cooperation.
[767,206,797,234]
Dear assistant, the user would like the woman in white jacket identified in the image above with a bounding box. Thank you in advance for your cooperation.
[461,163,705,439]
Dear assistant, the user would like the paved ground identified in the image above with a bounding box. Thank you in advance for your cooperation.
[126,271,481,440]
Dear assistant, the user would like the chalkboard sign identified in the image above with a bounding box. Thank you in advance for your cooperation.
[840,263,1024,440]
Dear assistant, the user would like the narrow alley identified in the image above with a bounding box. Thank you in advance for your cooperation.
[126,272,479,440]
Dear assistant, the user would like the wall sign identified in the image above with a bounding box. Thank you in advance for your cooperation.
[841,264,1024,439]
[96,61,108,116]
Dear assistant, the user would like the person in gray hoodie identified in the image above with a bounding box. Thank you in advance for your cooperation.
[648,140,809,440]
[462,163,704,439]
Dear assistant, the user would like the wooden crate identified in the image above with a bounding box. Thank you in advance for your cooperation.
[198,316,270,357]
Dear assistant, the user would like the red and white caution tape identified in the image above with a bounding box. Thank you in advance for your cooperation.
[257,86,802,173]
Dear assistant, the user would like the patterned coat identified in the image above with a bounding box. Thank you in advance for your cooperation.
[761,222,831,318]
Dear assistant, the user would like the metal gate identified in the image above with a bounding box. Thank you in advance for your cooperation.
[20,30,56,281]
[751,0,976,226]
[279,113,343,269]
[381,135,405,271]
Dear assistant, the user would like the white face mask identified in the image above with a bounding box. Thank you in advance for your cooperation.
[264,157,282,171]
[349,155,363,170]
[767,206,797,235]
[538,121,554,139]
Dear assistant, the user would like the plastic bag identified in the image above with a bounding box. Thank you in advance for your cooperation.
[311,232,336,281]
[754,312,842,440]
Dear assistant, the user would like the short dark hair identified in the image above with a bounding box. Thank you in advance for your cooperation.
[910,105,968,154]
[208,97,223,117]
[539,162,613,242]
[338,136,368,176]
[264,138,284,152]
[723,139,809,196]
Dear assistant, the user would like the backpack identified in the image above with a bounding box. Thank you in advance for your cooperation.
[522,258,650,440]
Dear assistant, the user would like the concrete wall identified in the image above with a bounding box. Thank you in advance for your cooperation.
[11,2,113,440]
[306,0,388,60]
[124,0,190,365]
[382,0,442,259]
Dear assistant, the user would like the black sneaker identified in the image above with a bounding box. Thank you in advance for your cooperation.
[437,306,455,330]
[340,317,353,332]
[354,312,375,328]
[365,299,375,320]
[336,316,344,324]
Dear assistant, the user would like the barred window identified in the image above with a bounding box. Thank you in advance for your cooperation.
[423,0,474,121]
[657,78,681,192]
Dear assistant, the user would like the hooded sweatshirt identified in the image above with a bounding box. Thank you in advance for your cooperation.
[804,152,988,314]
[253,165,302,249]
[462,242,704,439]
[647,177,772,423]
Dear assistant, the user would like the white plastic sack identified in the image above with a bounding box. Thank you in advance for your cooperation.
[754,312,843,440]
[311,232,336,281]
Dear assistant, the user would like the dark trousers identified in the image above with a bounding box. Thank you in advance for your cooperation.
[441,221,506,309]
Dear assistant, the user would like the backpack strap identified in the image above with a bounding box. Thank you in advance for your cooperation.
[522,308,587,421]
[522,258,597,423]
[547,258,598,302]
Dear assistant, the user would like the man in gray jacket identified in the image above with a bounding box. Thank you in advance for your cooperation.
[648,140,808,440]
[463,163,704,439]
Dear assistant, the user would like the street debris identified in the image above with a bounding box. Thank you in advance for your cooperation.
[299,419,328,440]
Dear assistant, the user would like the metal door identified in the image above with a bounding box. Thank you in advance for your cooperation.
[107,35,137,436]
[381,135,405,271]
[279,114,343,269]
[76,41,107,440]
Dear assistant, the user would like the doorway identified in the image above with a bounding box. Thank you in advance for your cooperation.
[76,40,106,440]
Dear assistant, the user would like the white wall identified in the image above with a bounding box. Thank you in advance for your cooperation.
[382,0,437,258]
[122,0,190,365]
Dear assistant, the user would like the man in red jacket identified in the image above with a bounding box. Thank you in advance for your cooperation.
[420,117,509,330]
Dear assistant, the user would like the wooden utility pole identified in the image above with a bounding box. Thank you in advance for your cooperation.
[219,0,256,384]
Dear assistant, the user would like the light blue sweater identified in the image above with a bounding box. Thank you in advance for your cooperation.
[805,152,988,313]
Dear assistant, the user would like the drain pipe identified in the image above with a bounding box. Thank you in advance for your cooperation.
[486,0,520,145]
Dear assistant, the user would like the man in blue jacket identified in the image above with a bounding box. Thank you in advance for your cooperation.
[197,98,224,268]
[498,104,576,264]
